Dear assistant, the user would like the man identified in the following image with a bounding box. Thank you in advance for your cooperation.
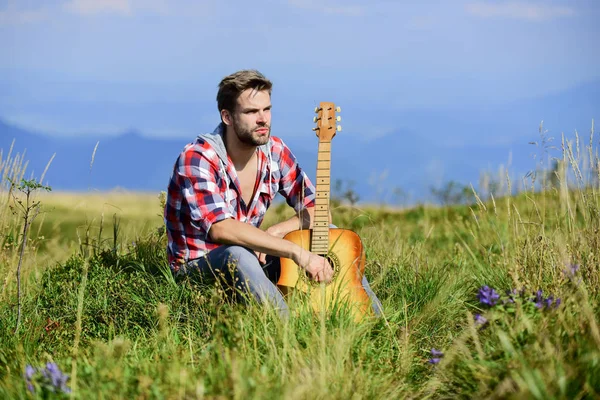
[164,69,382,317]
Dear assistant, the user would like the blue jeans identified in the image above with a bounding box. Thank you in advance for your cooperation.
[182,245,383,318]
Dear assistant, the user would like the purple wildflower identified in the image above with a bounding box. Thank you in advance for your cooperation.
[544,295,554,309]
[532,289,544,309]
[431,348,444,357]
[570,264,580,274]
[24,365,36,380]
[563,263,579,277]
[26,362,71,394]
[543,296,562,309]
[43,362,71,394]
[562,264,579,278]
[563,264,582,285]
[477,286,500,306]
[555,298,562,308]
[474,313,487,326]
[428,348,444,364]
[504,289,516,304]
[24,365,36,393]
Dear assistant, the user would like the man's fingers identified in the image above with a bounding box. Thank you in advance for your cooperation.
[255,251,267,265]
[316,272,323,283]
[326,267,333,282]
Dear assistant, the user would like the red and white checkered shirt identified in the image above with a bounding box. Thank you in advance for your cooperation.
[164,125,316,270]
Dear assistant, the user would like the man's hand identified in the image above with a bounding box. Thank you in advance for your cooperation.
[255,250,267,265]
[295,249,334,283]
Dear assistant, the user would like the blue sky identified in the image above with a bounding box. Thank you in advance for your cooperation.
[1,0,598,144]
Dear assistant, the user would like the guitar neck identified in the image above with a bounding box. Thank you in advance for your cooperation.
[311,139,331,254]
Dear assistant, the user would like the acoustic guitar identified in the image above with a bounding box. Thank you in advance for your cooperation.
[277,102,372,320]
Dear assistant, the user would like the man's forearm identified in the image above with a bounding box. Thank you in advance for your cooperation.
[266,206,327,238]
[208,218,303,261]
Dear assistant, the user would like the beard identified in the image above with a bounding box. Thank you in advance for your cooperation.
[231,116,271,146]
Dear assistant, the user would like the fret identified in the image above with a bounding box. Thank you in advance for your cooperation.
[311,136,333,250]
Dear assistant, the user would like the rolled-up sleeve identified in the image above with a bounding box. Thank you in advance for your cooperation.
[177,150,233,235]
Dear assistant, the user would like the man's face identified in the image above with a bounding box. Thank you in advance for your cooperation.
[227,88,272,147]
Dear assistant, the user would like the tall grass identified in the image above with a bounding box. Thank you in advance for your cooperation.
[0,123,599,398]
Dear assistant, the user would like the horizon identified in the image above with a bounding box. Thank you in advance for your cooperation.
[1,0,599,144]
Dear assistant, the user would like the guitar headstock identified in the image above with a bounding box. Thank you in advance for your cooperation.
[312,102,342,140]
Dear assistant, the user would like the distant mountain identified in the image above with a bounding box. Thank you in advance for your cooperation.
[0,118,545,204]
[1,80,597,204]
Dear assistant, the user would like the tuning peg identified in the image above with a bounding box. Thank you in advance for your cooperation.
[312,127,319,131]
[337,125,342,132]
[313,116,318,122]
[314,107,320,113]
[336,116,341,122]
[336,106,341,112]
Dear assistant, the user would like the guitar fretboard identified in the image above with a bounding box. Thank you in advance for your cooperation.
[311,140,331,254]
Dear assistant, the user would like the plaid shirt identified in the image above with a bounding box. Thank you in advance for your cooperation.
[164,126,316,270]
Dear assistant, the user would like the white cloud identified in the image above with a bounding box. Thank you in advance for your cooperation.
[465,1,576,21]
[64,0,132,16]
[0,1,48,25]
[288,0,365,16]
[63,0,199,17]
[0,9,46,24]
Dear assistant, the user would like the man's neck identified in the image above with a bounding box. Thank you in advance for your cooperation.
[223,127,256,171]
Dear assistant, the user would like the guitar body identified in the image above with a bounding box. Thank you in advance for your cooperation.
[277,228,372,320]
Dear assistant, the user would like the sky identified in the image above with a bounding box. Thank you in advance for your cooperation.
[0,0,599,143]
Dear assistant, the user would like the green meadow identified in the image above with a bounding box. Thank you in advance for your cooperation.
[1,127,599,399]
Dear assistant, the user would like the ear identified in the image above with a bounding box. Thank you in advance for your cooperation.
[221,109,233,126]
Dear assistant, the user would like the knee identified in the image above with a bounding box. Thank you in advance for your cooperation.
[222,246,256,266]
[222,245,253,259]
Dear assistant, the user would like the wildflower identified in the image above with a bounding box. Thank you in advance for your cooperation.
[24,362,71,394]
[555,298,562,308]
[428,348,444,364]
[23,365,36,393]
[504,289,517,304]
[544,295,554,309]
[532,289,544,309]
[474,313,487,326]
[543,295,562,309]
[477,286,500,307]
[563,263,582,285]
[563,263,579,277]
[24,365,36,380]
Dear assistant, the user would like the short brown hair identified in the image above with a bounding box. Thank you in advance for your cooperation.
[216,69,273,115]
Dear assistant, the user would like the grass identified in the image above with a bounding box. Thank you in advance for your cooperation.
[0,126,599,398]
